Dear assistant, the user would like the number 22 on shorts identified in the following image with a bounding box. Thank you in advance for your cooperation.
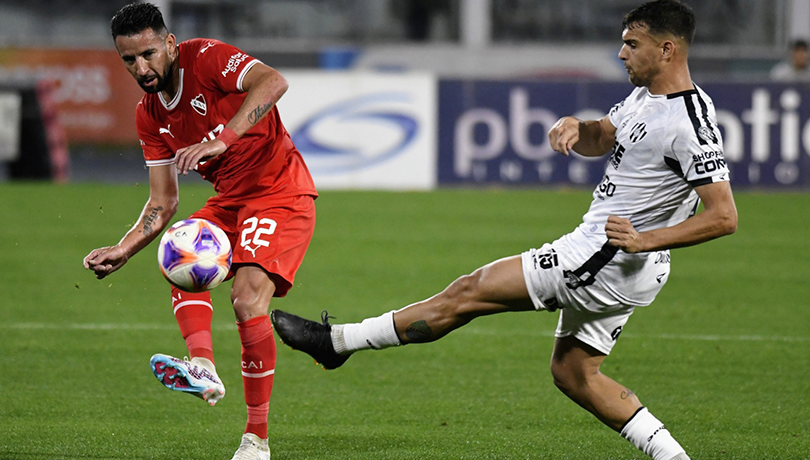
[241,217,277,257]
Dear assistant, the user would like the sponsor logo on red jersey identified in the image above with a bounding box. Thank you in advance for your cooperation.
[222,52,249,78]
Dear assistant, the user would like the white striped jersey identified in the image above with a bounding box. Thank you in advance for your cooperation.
[560,84,729,308]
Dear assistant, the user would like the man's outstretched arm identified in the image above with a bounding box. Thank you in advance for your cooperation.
[606,180,737,253]
[548,115,617,157]
[83,164,179,278]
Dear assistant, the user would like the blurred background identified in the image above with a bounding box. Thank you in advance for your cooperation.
[0,0,808,189]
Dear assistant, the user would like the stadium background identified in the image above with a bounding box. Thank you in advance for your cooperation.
[1,2,809,460]
[0,0,808,189]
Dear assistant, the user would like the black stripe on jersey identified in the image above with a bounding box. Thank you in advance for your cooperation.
[695,93,715,140]
[666,89,698,99]
[681,94,707,145]
[664,156,684,177]
[563,241,619,290]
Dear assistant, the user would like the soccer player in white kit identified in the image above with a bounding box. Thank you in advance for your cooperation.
[271,1,737,459]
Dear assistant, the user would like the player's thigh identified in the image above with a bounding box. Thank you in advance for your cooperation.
[235,195,316,297]
[467,255,535,312]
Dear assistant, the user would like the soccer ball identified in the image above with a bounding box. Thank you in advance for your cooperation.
[157,219,232,292]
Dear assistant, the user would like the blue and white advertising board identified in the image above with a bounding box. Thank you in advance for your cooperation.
[279,71,437,190]
[438,80,810,188]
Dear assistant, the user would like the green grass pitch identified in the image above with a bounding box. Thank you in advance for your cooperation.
[1,182,808,459]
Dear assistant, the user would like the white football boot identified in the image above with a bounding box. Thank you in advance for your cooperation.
[149,354,225,406]
[231,433,271,460]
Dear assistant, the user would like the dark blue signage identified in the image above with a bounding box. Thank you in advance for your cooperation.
[438,80,810,188]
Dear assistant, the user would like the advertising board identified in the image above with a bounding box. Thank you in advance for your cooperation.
[438,80,810,188]
[280,71,437,190]
[0,48,142,144]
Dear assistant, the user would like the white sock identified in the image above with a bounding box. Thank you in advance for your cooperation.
[620,407,688,460]
[331,311,401,354]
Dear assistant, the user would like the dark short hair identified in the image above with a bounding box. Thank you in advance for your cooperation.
[791,39,809,51]
[110,2,167,39]
[622,0,696,45]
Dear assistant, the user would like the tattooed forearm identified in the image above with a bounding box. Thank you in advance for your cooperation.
[142,206,164,237]
[405,320,433,342]
[248,102,274,125]
[620,389,635,400]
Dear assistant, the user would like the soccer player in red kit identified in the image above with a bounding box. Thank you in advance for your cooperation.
[82,3,316,459]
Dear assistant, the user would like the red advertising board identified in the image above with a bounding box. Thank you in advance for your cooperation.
[0,47,144,145]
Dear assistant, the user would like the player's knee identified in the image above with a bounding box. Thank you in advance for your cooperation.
[549,354,589,397]
[550,358,574,395]
[441,272,483,318]
[230,280,274,321]
[231,290,257,318]
[446,271,476,297]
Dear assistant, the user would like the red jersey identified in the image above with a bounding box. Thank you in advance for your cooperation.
[135,38,317,201]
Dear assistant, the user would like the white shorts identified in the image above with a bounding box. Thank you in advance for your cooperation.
[521,241,635,355]
[554,305,633,355]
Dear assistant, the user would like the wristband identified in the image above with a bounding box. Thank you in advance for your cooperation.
[217,127,239,149]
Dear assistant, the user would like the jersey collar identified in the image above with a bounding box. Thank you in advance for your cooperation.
[158,68,184,110]
[666,88,698,99]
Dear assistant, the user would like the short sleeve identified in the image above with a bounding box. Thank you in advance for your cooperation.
[666,102,729,188]
[136,101,174,167]
[193,39,261,94]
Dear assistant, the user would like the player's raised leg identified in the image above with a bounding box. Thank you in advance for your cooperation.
[390,255,535,343]
[150,286,226,406]
[170,286,216,362]
[271,255,535,368]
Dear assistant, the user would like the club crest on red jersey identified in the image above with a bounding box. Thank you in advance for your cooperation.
[191,94,207,116]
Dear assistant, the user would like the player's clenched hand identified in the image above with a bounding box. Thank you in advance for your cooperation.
[548,116,581,156]
[83,246,129,279]
[605,215,644,253]
[175,140,227,175]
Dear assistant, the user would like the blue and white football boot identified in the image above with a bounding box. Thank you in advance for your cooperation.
[150,353,225,406]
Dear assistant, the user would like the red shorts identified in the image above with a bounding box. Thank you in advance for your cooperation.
[190,194,315,297]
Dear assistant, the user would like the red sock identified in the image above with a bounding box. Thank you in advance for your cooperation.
[171,286,214,363]
[237,315,276,439]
